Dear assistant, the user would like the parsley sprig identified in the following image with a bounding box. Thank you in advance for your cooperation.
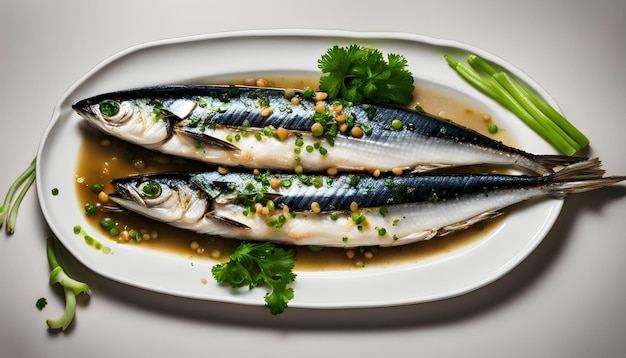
[318,44,415,105]
[212,241,297,315]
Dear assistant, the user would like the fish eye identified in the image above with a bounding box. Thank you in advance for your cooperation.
[140,181,162,199]
[100,100,121,117]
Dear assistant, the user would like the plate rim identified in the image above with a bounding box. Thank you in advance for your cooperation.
[35,29,564,309]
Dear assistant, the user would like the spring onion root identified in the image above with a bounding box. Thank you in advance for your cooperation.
[445,54,589,155]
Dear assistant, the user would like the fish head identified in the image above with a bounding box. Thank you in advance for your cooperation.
[72,94,173,146]
[109,173,210,225]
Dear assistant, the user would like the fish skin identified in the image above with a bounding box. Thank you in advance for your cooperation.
[108,158,624,248]
[73,85,586,175]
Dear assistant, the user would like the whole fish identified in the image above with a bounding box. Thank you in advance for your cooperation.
[73,85,585,175]
[108,158,623,248]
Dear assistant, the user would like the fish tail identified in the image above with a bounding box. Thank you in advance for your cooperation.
[530,154,589,175]
[548,158,626,195]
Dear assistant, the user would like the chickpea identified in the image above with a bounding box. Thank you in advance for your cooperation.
[314,102,326,113]
[351,126,364,138]
[315,92,328,101]
[311,202,321,213]
[350,201,359,212]
[270,177,281,189]
[326,167,338,176]
[97,191,109,203]
[260,107,273,117]
[276,127,288,141]
[392,167,404,176]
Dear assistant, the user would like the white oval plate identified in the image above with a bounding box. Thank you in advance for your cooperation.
[36,29,562,309]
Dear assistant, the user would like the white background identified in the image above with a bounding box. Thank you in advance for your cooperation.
[1,1,625,357]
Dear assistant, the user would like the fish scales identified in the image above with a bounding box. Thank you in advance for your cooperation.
[108,159,624,248]
[73,85,587,175]
[189,171,554,212]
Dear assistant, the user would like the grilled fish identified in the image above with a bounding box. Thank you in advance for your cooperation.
[73,85,586,175]
[108,158,624,248]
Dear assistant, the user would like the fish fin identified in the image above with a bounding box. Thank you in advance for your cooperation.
[167,99,197,119]
[410,164,447,173]
[437,211,504,237]
[175,127,240,151]
[397,229,438,242]
[548,158,626,196]
[528,154,589,175]
[206,213,251,229]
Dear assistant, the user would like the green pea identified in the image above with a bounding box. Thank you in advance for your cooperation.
[302,87,315,98]
[85,203,98,216]
[90,183,104,193]
[391,119,403,130]
[99,217,116,230]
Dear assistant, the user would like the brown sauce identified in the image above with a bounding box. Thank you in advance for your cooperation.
[74,76,515,271]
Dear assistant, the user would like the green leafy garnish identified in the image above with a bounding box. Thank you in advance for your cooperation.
[36,297,48,310]
[445,54,589,155]
[318,45,414,105]
[212,241,297,315]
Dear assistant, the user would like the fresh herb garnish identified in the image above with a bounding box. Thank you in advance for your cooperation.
[317,44,415,105]
[212,241,297,315]
[36,297,48,310]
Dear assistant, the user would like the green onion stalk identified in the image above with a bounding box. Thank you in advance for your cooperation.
[46,235,91,331]
[444,54,589,155]
[0,157,36,233]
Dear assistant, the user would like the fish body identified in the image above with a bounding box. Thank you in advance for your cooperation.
[109,159,623,248]
[73,85,585,175]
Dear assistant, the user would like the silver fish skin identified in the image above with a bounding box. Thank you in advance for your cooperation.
[108,159,624,248]
[73,85,586,175]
